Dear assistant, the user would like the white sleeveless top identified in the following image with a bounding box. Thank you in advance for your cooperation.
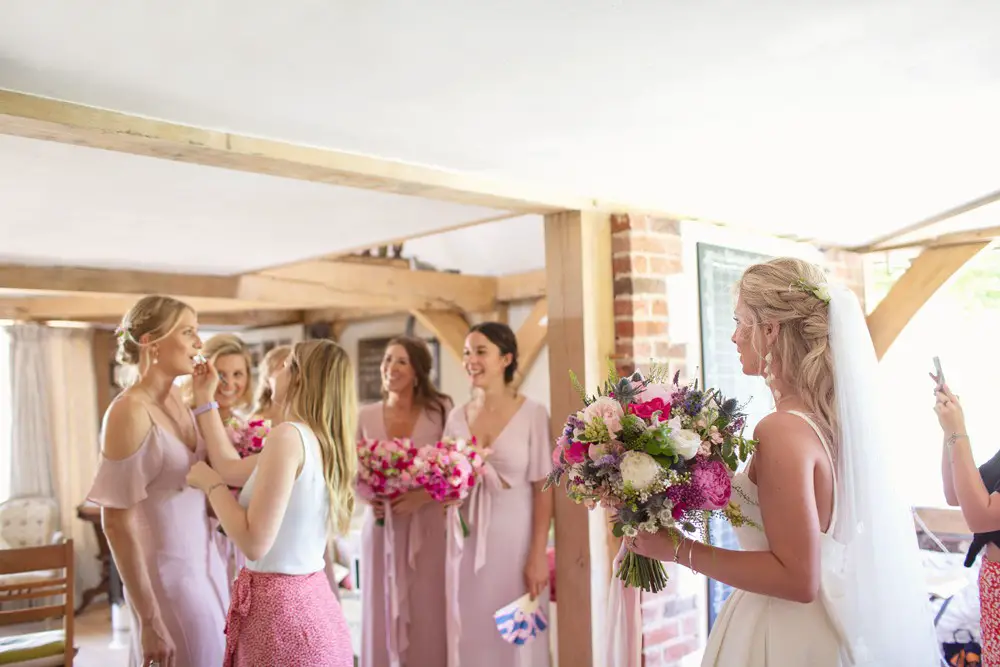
[238,422,329,575]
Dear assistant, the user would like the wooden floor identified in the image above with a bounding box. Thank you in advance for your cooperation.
[72,601,130,666]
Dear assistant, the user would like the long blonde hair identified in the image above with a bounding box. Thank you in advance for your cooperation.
[252,345,293,417]
[115,295,193,386]
[737,257,837,443]
[284,340,357,536]
[180,333,254,410]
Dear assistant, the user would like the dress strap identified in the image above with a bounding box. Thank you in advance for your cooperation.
[786,410,838,535]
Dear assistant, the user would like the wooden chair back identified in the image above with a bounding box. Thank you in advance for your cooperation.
[0,539,74,666]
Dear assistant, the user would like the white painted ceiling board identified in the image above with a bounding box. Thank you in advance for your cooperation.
[404,216,546,276]
[0,0,998,246]
[0,135,507,274]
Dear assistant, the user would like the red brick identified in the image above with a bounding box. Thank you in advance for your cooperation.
[612,256,632,276]
[680,611,698,636]
[632,254,650,274]
[629,234,672,255]
[643,620,680,648]
[612,213,649,233]
[615,321,635,339]
[642,651,663,667]
[616,361,636,376]
[668,343,687,358]
[635,320,669,337]
[650,298,668,317]
[649,254,683,275]
[612,234,631,255]
[653,341,673,359]
[662,639,698,662]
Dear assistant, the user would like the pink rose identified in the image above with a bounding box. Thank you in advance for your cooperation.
[629,398,671,421]
[691,459,732,510]
[582,396,625,435]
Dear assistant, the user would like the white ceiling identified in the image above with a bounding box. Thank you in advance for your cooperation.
[1,0,999,269]
[0,135,504,274]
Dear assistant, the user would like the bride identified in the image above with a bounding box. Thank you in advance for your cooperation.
[629,257,940,666]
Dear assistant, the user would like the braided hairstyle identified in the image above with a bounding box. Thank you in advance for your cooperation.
[737,258,836,445]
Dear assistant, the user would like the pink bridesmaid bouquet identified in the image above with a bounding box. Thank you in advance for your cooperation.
[415,437,486,536]
[224,417,271,458]
[356,437,424,526]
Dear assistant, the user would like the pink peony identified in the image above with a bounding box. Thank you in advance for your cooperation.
[582,396,625,435]
[563,440,588,464]
[690,459,732,510]
[629,397,671,421]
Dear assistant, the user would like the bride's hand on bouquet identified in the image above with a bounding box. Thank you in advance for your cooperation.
[371,500,386,521]
[389,488,432,517]
[628,530,684,563]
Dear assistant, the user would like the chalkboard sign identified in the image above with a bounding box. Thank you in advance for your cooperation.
[357,336,441,403]
[696,243,773,630]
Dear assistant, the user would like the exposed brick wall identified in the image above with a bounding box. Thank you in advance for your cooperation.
[611,213,699,667]
[822,248,867,310]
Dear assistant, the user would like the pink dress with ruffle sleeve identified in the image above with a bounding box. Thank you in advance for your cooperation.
[87,414,229,667]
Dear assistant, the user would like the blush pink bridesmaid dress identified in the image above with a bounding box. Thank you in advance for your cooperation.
[358,401,449,667]
[443,397,553,667]
[87,410,230,667]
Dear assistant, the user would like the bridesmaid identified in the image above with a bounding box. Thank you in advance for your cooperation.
[186,340,355,666]
[444,322,553,667]
[87,295,229,667]
[250,344,292,423]
[359,336,452,667]
[181,333,255,585]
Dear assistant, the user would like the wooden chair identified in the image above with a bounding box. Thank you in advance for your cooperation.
[0,540,75,666]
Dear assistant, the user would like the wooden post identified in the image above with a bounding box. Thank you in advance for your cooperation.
[544,210,615,666]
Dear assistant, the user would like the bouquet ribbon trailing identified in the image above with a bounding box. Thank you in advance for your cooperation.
[445,462,504,667]
[605,541,642,667]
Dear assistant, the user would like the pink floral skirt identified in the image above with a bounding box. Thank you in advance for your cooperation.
[981,558,1000,666]
[224,568,353,667]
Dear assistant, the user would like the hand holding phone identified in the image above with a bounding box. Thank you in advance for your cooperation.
[930,356,945,391]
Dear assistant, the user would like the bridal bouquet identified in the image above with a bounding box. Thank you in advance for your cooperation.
[415,437,486,536]
[356,437,424,526]
[545,364,756,592]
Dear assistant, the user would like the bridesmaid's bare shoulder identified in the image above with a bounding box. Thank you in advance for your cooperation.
[101,392,154,461]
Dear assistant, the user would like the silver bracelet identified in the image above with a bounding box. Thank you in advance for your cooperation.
[947,433,969,448]
[688,539,697,575]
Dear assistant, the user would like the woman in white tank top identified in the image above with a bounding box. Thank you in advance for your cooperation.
[186,339,357,667]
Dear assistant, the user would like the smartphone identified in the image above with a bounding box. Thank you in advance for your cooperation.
[932,356,945,390]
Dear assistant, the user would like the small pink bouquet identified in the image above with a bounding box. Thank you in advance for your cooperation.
[224,417,271,458]
[356,437,423,526]
[415,437,486,536]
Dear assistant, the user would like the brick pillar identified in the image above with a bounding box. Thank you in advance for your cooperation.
[822,248,867,310]
[611,213,699,666]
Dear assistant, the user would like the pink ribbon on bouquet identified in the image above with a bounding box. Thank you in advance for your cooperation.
[445,462,506,667]
[383,506,406,667]
[605,541,642,667]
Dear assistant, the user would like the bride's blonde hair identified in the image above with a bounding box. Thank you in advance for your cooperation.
[737,257,837,444]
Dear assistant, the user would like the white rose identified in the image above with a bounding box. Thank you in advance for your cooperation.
[620,451,661,492]
[815,284,831,303]
[668,420,702,460]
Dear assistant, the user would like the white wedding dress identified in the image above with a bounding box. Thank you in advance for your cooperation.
[701,283,941,667]
[702,411,843,666]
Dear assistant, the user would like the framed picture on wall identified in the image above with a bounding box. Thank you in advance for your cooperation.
[356,336,441,404]
[696,243,773,631]
[232,324,306,388]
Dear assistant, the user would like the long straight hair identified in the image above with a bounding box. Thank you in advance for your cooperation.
[283,340,357,536]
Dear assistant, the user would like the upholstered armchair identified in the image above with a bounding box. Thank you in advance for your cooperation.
[0,497,63,599]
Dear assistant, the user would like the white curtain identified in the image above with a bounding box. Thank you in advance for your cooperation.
[9,324,55,498]
[0,328,10,502]
[7,324,101,595]
[45,327,101,595]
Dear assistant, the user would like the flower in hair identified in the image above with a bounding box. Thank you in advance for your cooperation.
[793,279,831,304]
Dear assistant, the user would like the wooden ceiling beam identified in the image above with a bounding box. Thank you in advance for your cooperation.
[258,260,498,313]
[409,309,470,364]
[512,297,548,390]
[1,295,297,321]
[496,269,546,302]
[0,90,585,213]
[861,225,1000,254]
[867,243,988,359]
